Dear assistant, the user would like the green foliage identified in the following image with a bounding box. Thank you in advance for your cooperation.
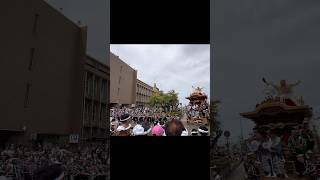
[210,100,226,169]
[210,100,221,132]
[149,90,179,112]
[168,109,182,117]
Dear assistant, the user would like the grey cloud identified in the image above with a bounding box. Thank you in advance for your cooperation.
[212,0,320,141]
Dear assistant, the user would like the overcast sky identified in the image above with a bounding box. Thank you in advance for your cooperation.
[110,45,210,106]
[212,0,320,142]
[45,0,108,64]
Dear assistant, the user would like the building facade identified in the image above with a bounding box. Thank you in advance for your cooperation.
[82,56,109,141]
[136,79,154,107]
[0,0,109,145]
[110,52,137,106]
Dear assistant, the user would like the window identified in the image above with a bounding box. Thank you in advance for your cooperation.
[117,88,120,96]
[100,105,106,121]
[118,76,121,84]
[93,104,96,121]
[86,73,93,96]
[88,103,92,120]
[85,102,90,121]
[101,80,107,99]
[120,66,123,73]
[28,48,35,70]
[94,103,99,121]
[94,78,99,96]
[100,107,103,121]
[33,14,39,35]
[24,83,31,108]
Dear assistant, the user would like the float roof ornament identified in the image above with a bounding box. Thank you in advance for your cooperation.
[186,86,207,101]
[240,78,311,128]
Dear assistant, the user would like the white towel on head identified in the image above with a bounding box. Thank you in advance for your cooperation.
[198,128,208,134]
[133,124,145,136]
[116,124,131,132]
[181,130,188,136]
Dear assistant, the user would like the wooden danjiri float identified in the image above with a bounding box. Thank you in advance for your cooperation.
[186,87,209,125]
[240,78,320,180]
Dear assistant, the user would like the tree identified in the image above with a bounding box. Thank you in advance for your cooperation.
[210,100,223,150]
[149,92,160,107]
[210,100,221,132]
[210,100,224,168]
[167,90,179,110]
[148,90,179,112]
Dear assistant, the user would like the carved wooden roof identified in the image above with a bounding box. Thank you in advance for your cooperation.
[240,97,312,124]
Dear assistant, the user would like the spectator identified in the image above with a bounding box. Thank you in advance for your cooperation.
[151,125,164,136]
[165,119,184,136]
[198,126,209,136]
[181,127,189,136]
[141,122,152,136]
[191,129,198,136]
[116,113,132,136]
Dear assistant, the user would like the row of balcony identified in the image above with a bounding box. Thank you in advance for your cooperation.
[137,92,152,97]
[83,120,107,129]
[83,112,107,120]
[85,94,108,103]
[137,90,152,96]
[85,76,108,101]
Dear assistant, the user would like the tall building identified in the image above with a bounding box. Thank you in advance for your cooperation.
[136,79,154,107]
[83,55,109,141]
[0,0,109,144]
[110,52,137,107]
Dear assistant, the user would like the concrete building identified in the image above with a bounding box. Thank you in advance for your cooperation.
[110,52,162,107]
[110,52,137,107]
[136,79,154,107]
[0,0,109,145]
[83,55,109,141]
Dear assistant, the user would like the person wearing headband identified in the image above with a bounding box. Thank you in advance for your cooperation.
[132,124,146,136]
[191,129,198,136]
[198,125,209,136]
[132,122,152,136]
[181,127,189,136]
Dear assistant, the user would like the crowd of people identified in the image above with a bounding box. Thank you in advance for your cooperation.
[0,143,108,180]
[244,121,320,178]
[111,107,160,119]
[110,106,209,136]
[186,101,209,120]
